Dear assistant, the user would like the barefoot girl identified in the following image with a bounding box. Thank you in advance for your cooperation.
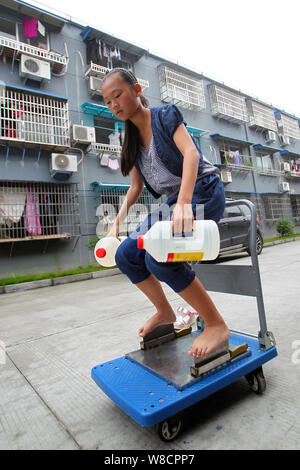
[102,68,230,357]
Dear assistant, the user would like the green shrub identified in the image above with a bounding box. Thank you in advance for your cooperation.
[276,219,294,237]
[87,236,100,251]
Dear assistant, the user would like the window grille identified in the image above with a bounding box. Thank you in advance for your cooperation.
[85,62,150,92]
[262,194,292,221]
[208,84,248,124]
[158,65,206,111]
[0,86,70,149]
[291,195,300,219]
[275,113,300,141]
[247,100,277,132]
[0,181,80,242]
[94,183,164,237]
[225,191,262,219]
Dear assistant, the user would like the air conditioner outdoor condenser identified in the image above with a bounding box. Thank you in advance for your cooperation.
[50,153,78,172]
[19,54,51,81]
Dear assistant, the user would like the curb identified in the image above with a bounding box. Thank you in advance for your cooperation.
[0,268,121,295]
[1,237,299,295]
[264,237,300,248]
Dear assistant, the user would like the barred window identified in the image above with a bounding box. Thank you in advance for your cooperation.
[208,84,248,124]
[0,86,70,150]
[93,183,164,237]
[225,191,262,219]
[0,181,80,242]
[158,65,206,111]
[291,195,300,219]
[262,194,293,221]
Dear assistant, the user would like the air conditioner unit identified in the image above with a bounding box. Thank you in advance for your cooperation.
[50,153,78,172]
[279,182,290,192]
[88,76,103,97]
[280,162,291,172]
[19,54,51,81]
[221,170,232,183]
[72,125,96,144]
[264,130,276,143]
[279,135,290,146]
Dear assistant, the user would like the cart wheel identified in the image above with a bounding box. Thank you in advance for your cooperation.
[154,417,182,441]
[245,367,266,394]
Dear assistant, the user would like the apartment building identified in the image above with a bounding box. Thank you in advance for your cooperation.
[0,0,300,276]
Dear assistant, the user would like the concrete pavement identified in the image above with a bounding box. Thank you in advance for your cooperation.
[0,241,300,450]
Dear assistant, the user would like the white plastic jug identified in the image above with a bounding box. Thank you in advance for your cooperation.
[137,220,220,262]
[94,236,126,267]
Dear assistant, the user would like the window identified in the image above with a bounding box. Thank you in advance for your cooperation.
[94,116,122,146]
[262,194,291,220]
[16,21,49,51]
[256,152,273,171]
[0,181,80,242]
[247,100,277,131]
[158,65,206,111]
[208,84,248,124]
[0,87,70,149]
[94,184,164,236]
[0,16,16,39]
[225,206,242,218]
[291,195,300,219]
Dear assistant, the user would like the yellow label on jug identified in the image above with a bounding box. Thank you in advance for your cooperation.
[167,252,205,262]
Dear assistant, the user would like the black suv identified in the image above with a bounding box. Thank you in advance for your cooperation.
[218,200,264,257]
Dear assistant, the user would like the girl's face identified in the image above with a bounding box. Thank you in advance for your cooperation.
[102,73,141,121]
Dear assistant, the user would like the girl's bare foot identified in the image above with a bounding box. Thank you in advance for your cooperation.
[188,322,230,357]
[139,309,176,338]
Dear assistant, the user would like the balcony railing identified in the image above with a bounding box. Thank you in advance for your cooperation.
[0,35,68,73]
[222,153,253,171]
[85,63,149,91]
[87,142,122,156]
[0,87,70,150]
[257,168,284,177]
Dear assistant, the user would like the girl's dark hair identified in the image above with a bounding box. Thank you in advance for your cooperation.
[102,68,149,176]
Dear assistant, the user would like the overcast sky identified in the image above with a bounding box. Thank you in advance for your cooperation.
[26,0,300,117]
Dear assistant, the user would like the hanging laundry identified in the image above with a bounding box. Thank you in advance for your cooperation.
[108,157,119,171]
[22,18,38,38]
[0,188,26,228]
[100,153,109,167]
[25,189,41,236]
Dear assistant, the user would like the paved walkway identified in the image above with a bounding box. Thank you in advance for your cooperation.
[0,241,300,450]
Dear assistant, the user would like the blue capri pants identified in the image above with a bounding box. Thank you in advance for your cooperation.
[115,174,225,293]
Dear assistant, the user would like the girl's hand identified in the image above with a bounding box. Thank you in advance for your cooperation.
[171,203,194,234]
[106,224,120,240]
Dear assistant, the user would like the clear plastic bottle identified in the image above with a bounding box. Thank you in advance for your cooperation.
[94,236,126,267]
[137,220,220,262]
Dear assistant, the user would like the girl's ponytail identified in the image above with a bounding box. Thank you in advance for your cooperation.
[102,68,149,176]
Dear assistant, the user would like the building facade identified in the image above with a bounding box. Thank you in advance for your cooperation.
[1,0,300,277]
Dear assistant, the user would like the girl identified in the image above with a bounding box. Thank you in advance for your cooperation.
[102,68,230,357]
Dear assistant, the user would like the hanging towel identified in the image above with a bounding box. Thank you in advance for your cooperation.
[0,188,26,228]
[25,189,41,236]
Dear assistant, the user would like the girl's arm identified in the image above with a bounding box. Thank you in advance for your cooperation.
[107,166,144,238]
[172,123,200,233]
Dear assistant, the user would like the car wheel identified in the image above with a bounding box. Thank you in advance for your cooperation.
[247,232,263,256]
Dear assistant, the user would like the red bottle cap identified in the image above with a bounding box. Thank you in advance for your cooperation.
[137,235,144,249]
[96,247,106,258]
